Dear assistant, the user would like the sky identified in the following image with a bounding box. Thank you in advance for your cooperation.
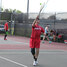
[1,0,67,13]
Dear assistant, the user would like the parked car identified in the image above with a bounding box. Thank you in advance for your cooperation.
[0,25,5,33]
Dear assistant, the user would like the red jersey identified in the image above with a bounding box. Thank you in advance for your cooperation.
[31,24,44,39]
[4,22,8,31]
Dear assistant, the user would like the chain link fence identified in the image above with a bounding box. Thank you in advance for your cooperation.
[0,12,67,39]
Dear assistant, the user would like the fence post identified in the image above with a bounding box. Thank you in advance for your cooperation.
[10,13,13,35]
[54,12,56,30]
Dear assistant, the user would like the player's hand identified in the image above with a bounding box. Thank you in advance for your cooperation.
[36,15,39,19]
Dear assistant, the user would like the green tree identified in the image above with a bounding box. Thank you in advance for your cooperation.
[2,8,22,13]
[1,8,3,11]
[9,9,13,13]
[4,9,9,12]
[16,10,22,13]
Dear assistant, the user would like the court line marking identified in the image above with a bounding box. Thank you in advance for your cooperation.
[0,56,28,67]
[0,50,66,54]
[0,38,29,45]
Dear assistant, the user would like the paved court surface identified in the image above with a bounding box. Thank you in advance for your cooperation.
[0,35,67,67]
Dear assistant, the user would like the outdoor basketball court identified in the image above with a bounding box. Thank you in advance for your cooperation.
[0,35,67,67]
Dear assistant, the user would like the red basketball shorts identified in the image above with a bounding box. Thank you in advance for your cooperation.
[30,38,40,48]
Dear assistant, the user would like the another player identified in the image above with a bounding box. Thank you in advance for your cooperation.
[29,15,45,66]
[4,21,8,40]
[42,24,51,43]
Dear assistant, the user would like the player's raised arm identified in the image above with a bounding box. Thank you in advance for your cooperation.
[32,15,39,27]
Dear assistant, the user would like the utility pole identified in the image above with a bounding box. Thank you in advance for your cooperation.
[0,0,2,20]
[27,0,29,23]
[24,0,29,36]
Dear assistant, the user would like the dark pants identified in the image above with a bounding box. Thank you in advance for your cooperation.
[4,30,8,39]
[31,48,35,55]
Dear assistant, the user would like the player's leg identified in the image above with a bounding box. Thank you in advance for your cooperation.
[31,48,37,66]
[43,35,45,40]
[31,48,39,63]
[4,31,7,40]
[34,40,40,65]
[30,38,36,60]
[31,48,35,59]
[33,48,39,66]
[35,48,39,62]
[42,36,45,43]
[46,34,52,43]
[53,35,56,41]
[46,34,49,41]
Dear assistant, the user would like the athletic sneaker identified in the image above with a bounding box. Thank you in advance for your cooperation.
[33,61,38,66]
[49,41,52,44]
[42,41,45,43]
[36,61,38,64]
[33,61,36,66]
[4,38,7,40]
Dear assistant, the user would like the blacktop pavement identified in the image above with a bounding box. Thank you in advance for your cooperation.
[0,35,67,67]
